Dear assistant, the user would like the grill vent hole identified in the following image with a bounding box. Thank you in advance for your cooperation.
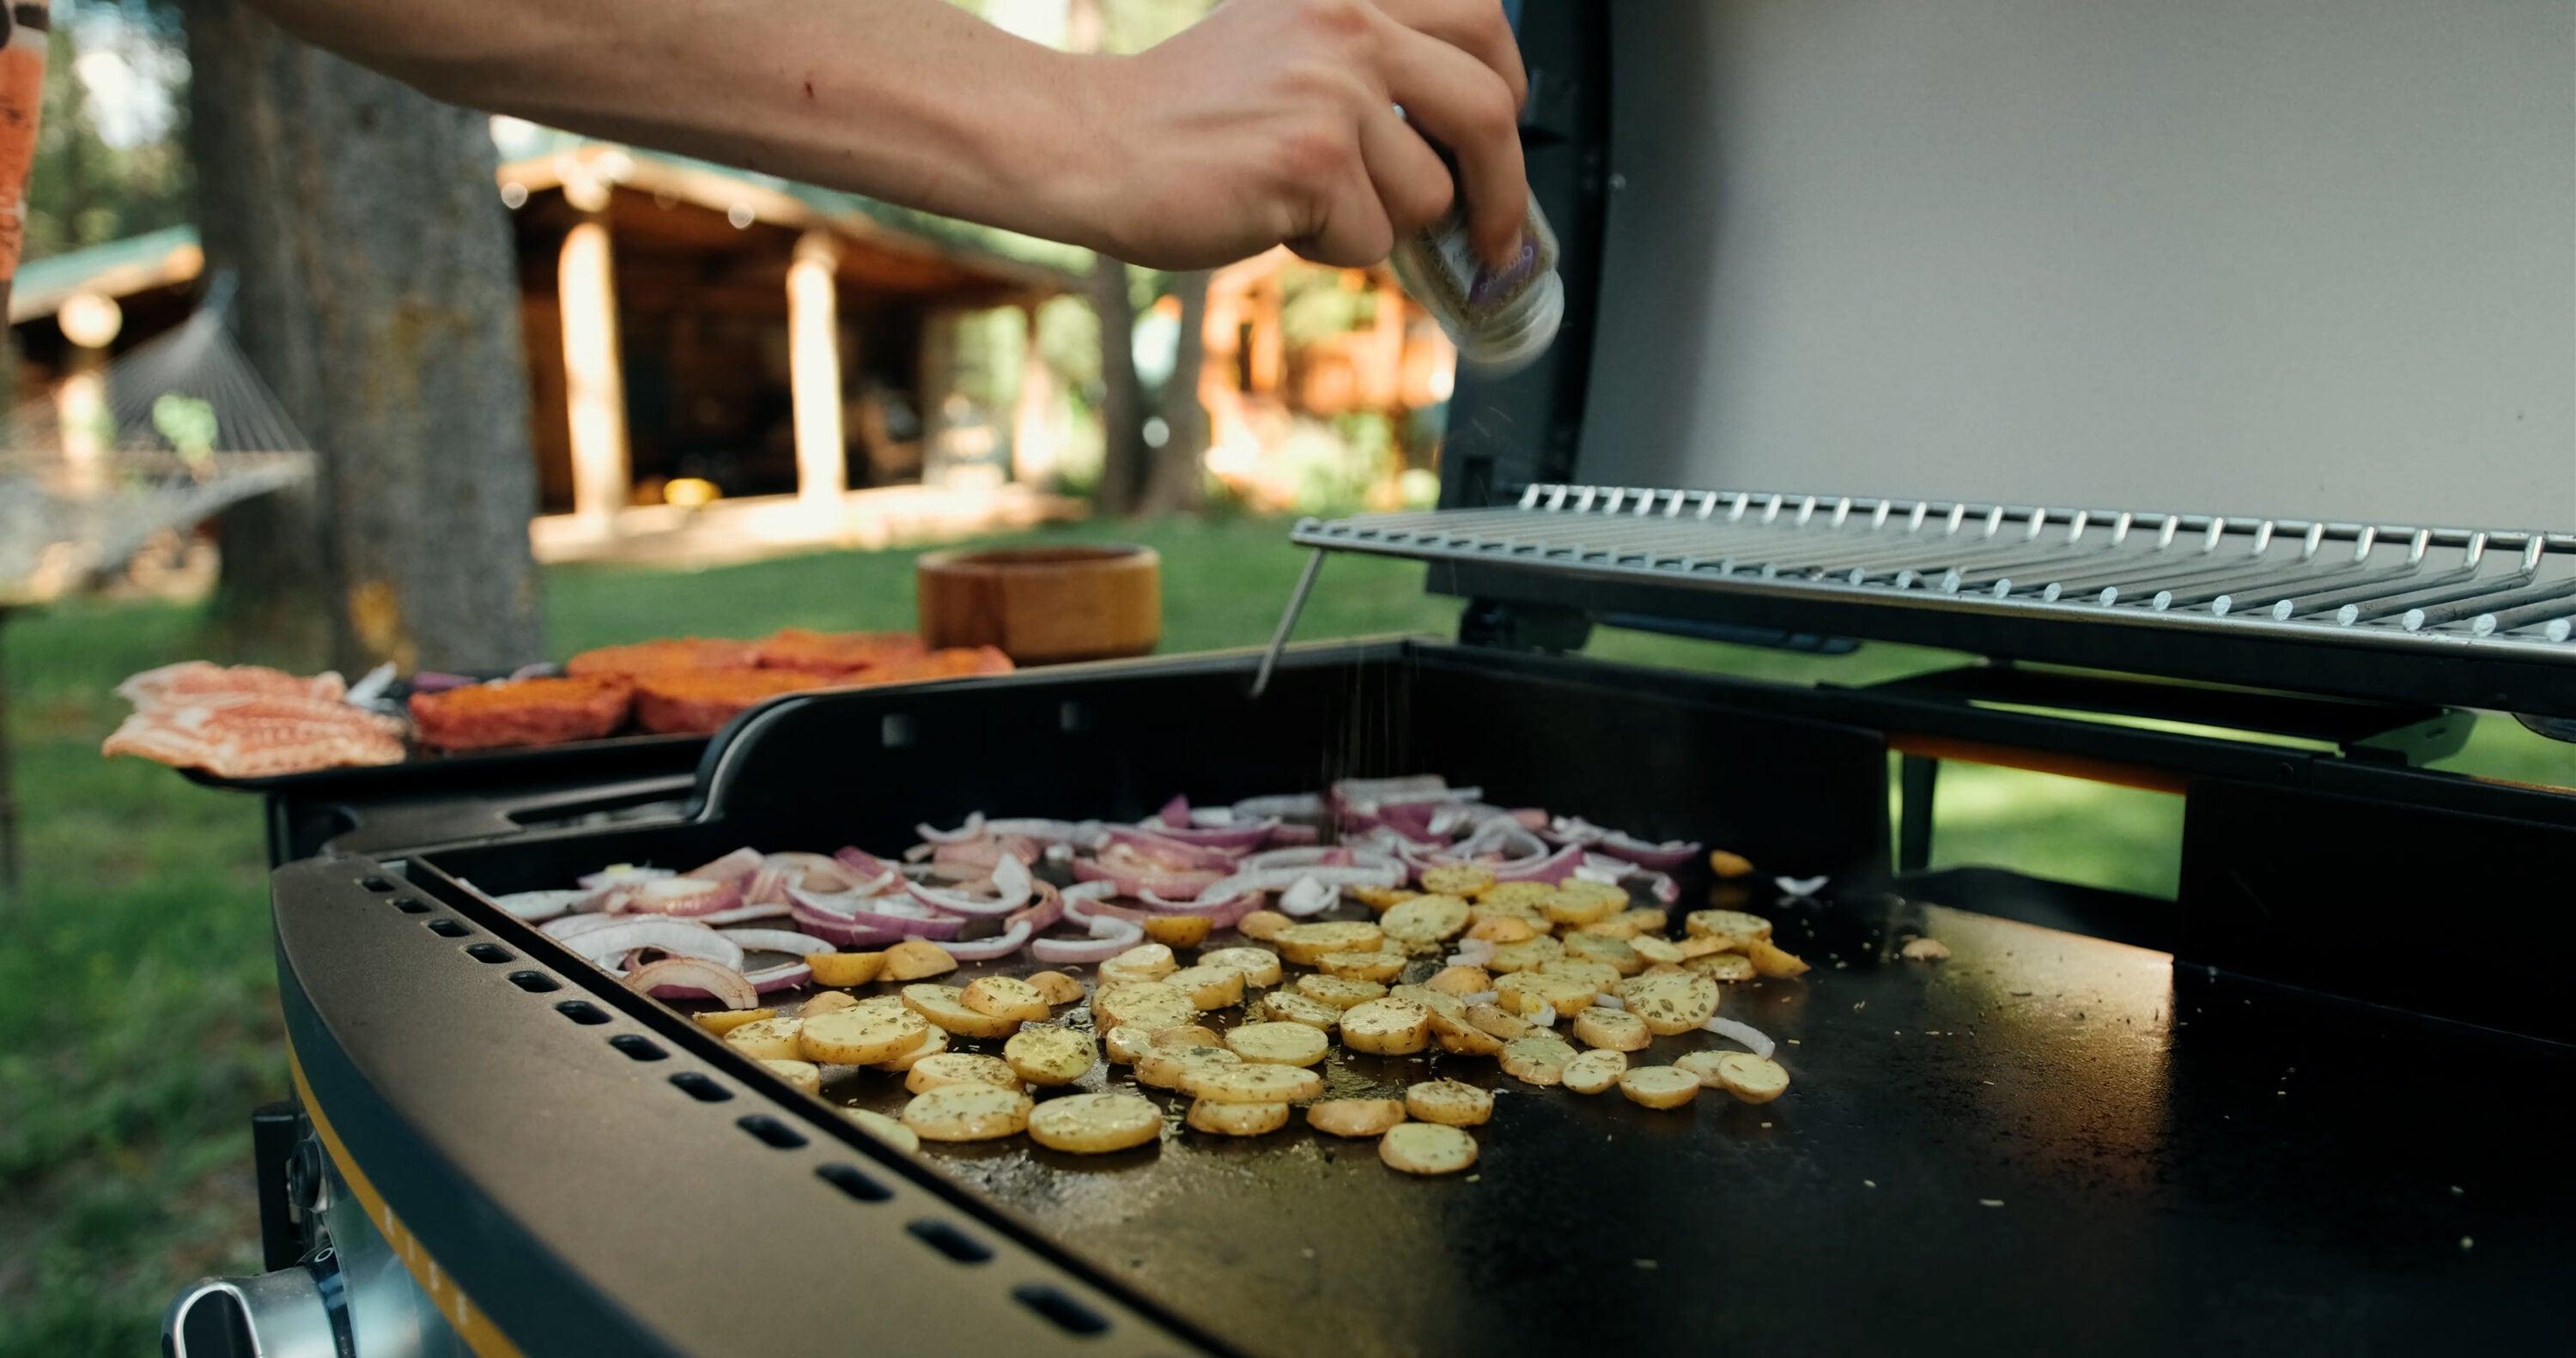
[359,876,394,892]
[555,1000,611,1026]
[670,1073,732,1103]
[1058,700,1089,733]
[465,943,513,964]
[1013,1284,1109,1337]
[815,1162,890,1202]
[906,1219,992,1264]
[738,1115,807,1149]
[505,971,558,993]
[608,1034,665,1062]
[881,713,914,748]
[390,896,431,914]
[426,918,470,938]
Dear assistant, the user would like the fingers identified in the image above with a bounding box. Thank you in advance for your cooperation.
[1370,15,1527,263]
[1373,0,1528,110]
[1359,104,1455,237]
[1287,145,1398,268]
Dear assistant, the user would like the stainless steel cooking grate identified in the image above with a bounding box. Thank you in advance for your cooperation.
[1291,482,2576,656]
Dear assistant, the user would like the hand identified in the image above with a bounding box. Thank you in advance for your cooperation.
[1067,0,1529,270]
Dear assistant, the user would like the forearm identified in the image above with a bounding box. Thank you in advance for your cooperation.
[249,0,1118,250]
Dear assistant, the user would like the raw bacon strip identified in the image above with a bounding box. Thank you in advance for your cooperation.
[115,661,347,707]
[102,694,404,779]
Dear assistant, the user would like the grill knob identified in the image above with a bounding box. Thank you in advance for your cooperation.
[163,1266,336,1358]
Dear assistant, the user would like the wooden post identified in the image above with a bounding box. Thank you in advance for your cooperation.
[558,205,629,526]
[1009,300,1054,485]
[787,230,848,507]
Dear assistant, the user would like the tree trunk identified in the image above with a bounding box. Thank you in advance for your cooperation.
[1140,268,1209,515]
[186,0,545,674]
[1087,256,1149,515]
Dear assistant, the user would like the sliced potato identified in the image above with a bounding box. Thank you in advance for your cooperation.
[1395,984,1466,1024]
[1379,1121,1479,1175]
[1498,969,1597,1017]
[695,1006,779,1036]
[1236,909,1291,941]
[1150,1024,1224,1050]
[1544,881,1626,926]
[1181,1062,1323,1105]
[1577,913,1644,939]
[1498,1034,1578,1086]
[1200,946,1285,988]
[1258,991,1343,1032]
[1562,933,1643,976]
[1571,1005,1652,1052]
[880,938,958,981]
[1464,914,1538,944]
[1091,981,1196,1034]
[1466,1003,1530,1040]
[1428,964,1493,997]
[760,1058,821,1094]
[1307,1098,1407,1138]
[1187,1098,1290,1137]
[1028,1091,1162,1153]
[900,1083,1033,1142]
[843,1106,920,1152]
[1381,894,1472,948]
[1102,1024,1158,1065]
[1619,1065,1702,1110]
[1024,969,1087,1005]
[1437,1025,1504,1056]
[1140,914,1214,948]
[1475,881,1556,910]
[1273,920,1385,966]
[1404,1078,1493,1127]
[805,951,885,987]
[799,991,859,1016]
[1225,1021,1330,1067]
[1629,936,1685,965]
[1562,1047,1627,1094]
[1713,1052,1790,1104]
[797,1007,929,1064]
[1674,935,1732,960]
[1319,949,1405,983]
[1134,1043,1240,1091]
[876,1024,949,1071]
[1900,937,1953,962]
[1621,971,1721,1036]
[722,1015,806,1061]
[1163,964,1248,1009]
[1294,973,1388,1010]
[1339,997,1433,1055]
[1674,1050,1731,1088]
[1485,937,1564,974]
[1707,849,1757,878]
[1684,909,1774,946]
[1684,951,1756,982]
[960,975,1051,1022]
[901,983,1022,1040]
[1620,906,1670,935]
[1350,885,1420,912]
[1745,938,1812,979]
[1419,864,1496,897]
[1097,943,1177,985]
[1003,1024,1097,1086]
[903,1052,1022,1095]
[1537,957,1623,991]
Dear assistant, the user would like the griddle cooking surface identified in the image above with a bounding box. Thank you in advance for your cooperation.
[830,894,2575,1355]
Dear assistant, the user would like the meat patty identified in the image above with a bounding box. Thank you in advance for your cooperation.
[564,637,762,678]
[409,676,634,750]
[753,627,927,674]
[631,669,839,735]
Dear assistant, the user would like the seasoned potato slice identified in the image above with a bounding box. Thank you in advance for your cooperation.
[1097,943,1177,985]
[1379,1122,1479,1175]
[722,1015,806,1061]
[695,1006,779,1036]
[1571,1005,1651,1052]
[1577,913,1644,939]
[1464,914,1538,944]
[1141,914,1214,948]
[1707,849,1757,878]
[1186,1099,1290,1137]
[903,1052,1022,1095]
[1258,991,1343,1031]
[1091,981,1196,1034]
[1134,1043,1240,1091]
[1237,909,1291,941]
[1619,1065,1702,1110]
[1629,936,1685,965]
[804,952,885,987]
[1403,1078,1493,1127]
[1339,997,1433,1055]
[1428,964,1493,997]
[1181,1062,1323,1105]
[1498,1034,1578,1086]
[961,975,1051,1022]
[1466,1003,1530,1040]
[1102,1024,1158,1065]
[1151,1024,1224,1049]
[1273,921,1384,966]
[900,1084,1033,1141]
[760,1058,821,1094]
[1294,973,1388,1010]
[1619,907,1670,935]
[1562,1048,1627,1094]
[1684,952,1756,982]
[1419,864,1496,897]
[1307,1098,1407,1137]
[1744,938,1812,979]
[1497,969,1597,1017]
[1225,1022,1330,1067]
[1544,881,1626,926]
[1003,1025,1097,1086]
[1163,964,1249,1009]
[1381,894,1472,948]
[1537,957,1623,991]
[797,1007,928,1064]
[1320,950,1406,983]
[799,991,859,1016]
[1674,1050,1730,1088]
[880,939,957,981]
[1476,881,1556,910]
[1436,1025,1504,1056]
[875,1024,949,1071]
[1485,937,1564,974]
[1200,947,1285,988]
[1350,885,1421,912]
[1684,909,1774,946]
[1713,1052,1791,1104]
[1024,969,1087,1005]
[1029,1091,1162,1153]
[902,983,1022,1040]
[1621,972,1721,1036]
[1562,933,1643,976]
[843,1106,920,1152]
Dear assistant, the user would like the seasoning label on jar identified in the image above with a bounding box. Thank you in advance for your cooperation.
[1390,197,1564,373]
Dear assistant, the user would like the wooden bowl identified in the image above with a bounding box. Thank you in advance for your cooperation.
[915,543,1161,664]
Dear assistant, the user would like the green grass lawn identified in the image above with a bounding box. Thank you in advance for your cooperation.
[6,513,2572,1354]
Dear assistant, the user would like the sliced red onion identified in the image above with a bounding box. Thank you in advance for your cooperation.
[932,835,1039,870]
[492,889,586,923]
[1204,860,1405,901]
[1333,774,1450,803]
[1137,888,1261,928]
[1777,875,1828,899]
[696,900,792,926]
[1482,843,1586,886]
[1455,818,1549,864]
[788,883,965,943]
[1572,853,1681,906]
[1269,822,1321,846]
[1130,816,1279,852]
[1016,882,1066,936]
[908,853,1033,918]
[683,847,764,884]
[1449,937,1498,967]
[1278,876,1340,918]
[984,818,1107,847]
[616,876,744,918]
[1529,1003,1558,1028]
[1100,827,1241,870]
[623,956,757,1009]
[1701,1015,1777,1058]
[1068,855,1226,900]
[1595,994,1627,1010]
[941,922,1033,961]
[1548,818,1703,871]
[560,918,744,968]
[718,927,836,956]
[1510,808,1549,831]
[1156,793,1191,827]
[916,812,987,844]
[542,913,629,939]
[1234,791,1324,821]
[1241,846,1398,874]
[1032,913,1143,963]
[742,867,790,906]
[578,864,674,890]
[1461,990,1498,1005]
[832,846,896,881]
